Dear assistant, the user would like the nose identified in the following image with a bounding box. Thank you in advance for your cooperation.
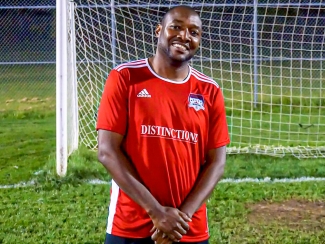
[177,29,191,41]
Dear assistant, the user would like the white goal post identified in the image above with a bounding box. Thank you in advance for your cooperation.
[56,0,78,176]
[57,0,325,176]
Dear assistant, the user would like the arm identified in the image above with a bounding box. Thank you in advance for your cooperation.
[178,86,229,217]
[98,129,190,240]
[98,129,160,213]
[179,146,227,218]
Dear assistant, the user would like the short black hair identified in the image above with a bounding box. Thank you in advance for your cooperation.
[160,5,200,25]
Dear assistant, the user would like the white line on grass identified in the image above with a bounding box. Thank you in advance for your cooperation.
[220,177,325,183]
[87,177,325,185]
[2,177,325,189]
[0,180,35,189]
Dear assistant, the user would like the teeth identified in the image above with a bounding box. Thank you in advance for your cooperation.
[173,44,187,50]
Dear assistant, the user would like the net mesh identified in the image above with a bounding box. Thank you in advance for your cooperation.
[67,1,79,156]
[72,0,325,158]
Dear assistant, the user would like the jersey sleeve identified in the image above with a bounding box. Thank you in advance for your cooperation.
[96,69,128,135]
[207,87,230,149]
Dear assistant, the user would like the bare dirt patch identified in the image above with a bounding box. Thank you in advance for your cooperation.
[19,97,28,102]
[248,199,325,230]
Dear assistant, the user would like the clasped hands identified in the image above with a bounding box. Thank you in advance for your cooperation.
[149,206,192,244]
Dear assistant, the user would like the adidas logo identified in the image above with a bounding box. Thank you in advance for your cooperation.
[137,89,151,98]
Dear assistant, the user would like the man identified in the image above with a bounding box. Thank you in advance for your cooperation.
[96,5,230,244]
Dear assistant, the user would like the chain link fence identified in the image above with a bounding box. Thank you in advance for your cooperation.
[0,0,56,113]
[1,0,324,158]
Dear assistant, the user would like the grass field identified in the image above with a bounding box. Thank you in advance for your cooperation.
[1,64,325,243]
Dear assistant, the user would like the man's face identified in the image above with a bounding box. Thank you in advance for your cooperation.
[156,8,202,63]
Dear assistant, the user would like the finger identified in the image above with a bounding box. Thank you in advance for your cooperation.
[162,239,173,244]
[150,226,157,233]
[151,233,158,241]
[155,234,166,244]
[166,234,176,242]
[170,230,183,241]
[161,238,173,244]
[173,221,188,235]
[179,212,192,222]
[166,240,174,244]
[177,217,190,232]
[160,239,167,244]
[151,229,160,241]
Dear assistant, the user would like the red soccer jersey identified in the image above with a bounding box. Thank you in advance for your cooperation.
[96,58,230,242]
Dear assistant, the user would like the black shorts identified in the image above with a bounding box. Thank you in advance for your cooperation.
[104,233,209,244]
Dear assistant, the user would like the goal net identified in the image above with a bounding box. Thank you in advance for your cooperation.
[67,0,325,159]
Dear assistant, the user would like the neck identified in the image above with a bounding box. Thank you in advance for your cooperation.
[148,53,189,82]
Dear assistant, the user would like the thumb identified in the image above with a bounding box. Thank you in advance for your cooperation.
[151,229,159,241]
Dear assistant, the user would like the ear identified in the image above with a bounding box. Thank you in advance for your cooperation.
[155,24,162,37]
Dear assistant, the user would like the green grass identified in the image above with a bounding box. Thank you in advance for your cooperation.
[1,112,325,243]
[1,64,325,243]
[1,178,325,243]
[0,184,109,244]
[0,64,55,113]
[0,116,55,185]
[208,182,325,244]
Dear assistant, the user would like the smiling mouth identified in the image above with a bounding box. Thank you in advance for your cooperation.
[172,43,189,52]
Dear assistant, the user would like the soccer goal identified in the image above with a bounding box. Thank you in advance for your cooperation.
[56,0,325,176]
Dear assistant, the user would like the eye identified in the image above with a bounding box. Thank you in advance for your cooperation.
[170,25,181,30]
[191,31,199,36]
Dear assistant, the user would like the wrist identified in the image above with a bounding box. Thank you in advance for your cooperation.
[179,205,194,219]
[146,202,162,218]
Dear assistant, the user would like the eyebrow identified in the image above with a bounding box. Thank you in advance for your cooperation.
[171,19,201,29]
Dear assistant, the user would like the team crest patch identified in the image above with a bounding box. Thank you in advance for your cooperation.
[188,94,205,111]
